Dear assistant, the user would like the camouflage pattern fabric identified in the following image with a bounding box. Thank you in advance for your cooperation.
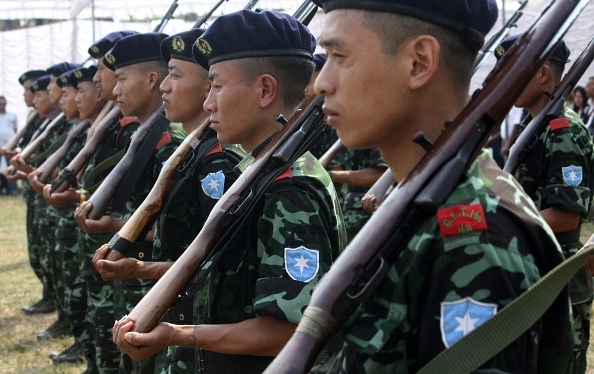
[330,150,573,373]
[514,107,594,374]
[332,147,387,242]
[193,151,345,373]
[309,123,339,159]
[152,141,241,374]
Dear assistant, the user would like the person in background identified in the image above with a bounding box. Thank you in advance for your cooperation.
[0,95,19,194]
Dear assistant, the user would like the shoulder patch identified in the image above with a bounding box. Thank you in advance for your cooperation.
[155,132,172,149]
[201,171,225,199]
[119,116,138,128]
[274,167,292,182]
[562,165,583,186]
[284,246,319,283]
[437,203,487,237]
[205,142,223,157]
[549,117,570,131]
[440,297,497,348]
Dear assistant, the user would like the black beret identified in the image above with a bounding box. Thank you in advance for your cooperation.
[56,69,78,88]
[313,0,498,53]
[47,62,81,77]
[313,53,327,71]
[495,34,570,64]
[30,75,51,92]
[88,30,139,59]
[104,32,169,71]
[18,69,48,85]
[192,10,316,69]
[161,28,206,63]
[72,65,98,86]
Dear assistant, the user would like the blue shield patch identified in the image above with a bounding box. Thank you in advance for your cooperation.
[284,246,319,283]
[562,165,583,186]
[201,171,225,199]
[440,297,497,348]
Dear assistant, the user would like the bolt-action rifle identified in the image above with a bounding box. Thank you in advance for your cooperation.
[154,0,178,33]
[17,110,65,163]
[0,110,38,157]
[504,36,594,174]
[264,0,588,373]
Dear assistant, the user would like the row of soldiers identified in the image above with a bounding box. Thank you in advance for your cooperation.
[1,0,594,373]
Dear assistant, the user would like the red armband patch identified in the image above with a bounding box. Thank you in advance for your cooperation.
[549,118,570,131]
[437,203,488,237]
[274,167,292,182]
[119,116,138,128]
[155,132,172,148]
[205,142,223,157]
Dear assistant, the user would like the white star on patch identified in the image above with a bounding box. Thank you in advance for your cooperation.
[294,255,310,275]
[208,178,220,192]
[454,311,479,335]
[567,170,578,182]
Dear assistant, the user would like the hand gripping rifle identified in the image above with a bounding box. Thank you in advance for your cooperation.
[18,110,65,163]
[50,101,119,193]
[264,0,588,372]
[0,110,38,155]
[504,35,594,174]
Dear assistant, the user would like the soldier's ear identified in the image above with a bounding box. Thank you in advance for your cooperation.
[406,35,440,91]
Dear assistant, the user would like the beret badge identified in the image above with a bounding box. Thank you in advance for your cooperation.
[495,44,506,58]
[105,53,116,66]
[20,73,26,81]
[32,83,39,91]
[90,45,100,54]
[60,76,68,84]
[172,36,185,53]
[195,38,212,57]
[74,70,83,79]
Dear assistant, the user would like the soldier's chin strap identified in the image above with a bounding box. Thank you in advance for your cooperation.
[417,239,594,374]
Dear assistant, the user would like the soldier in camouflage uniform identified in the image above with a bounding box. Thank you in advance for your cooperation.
[112,10,345,373]
[496,36,594,374]
[92,28,241,374]
[328,147,387,241]
[310,0,574,372]
[75,32,186,374]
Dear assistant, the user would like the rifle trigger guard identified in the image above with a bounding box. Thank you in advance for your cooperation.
[346,256,389,302]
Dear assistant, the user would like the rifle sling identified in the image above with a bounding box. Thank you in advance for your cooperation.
[110,112,171,213]
[82,148,126,192]
[418,245,594,374]
[27,131,68,166]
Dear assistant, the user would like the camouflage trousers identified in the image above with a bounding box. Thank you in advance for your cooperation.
[113,280,157,374]
[32,194,57,307]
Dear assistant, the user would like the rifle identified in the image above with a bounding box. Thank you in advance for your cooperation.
[504,35,594,174]
[362,167,396,208]
[264,0,588,372]
[85,106,170,220]
[18,111,65,162]
[154,0,178,32]
[193,0,228,28]
[318,139,343,168]
[36,119,90,183]
[0,110,37,155]
[50,101,119,193]
[473,0,528,74]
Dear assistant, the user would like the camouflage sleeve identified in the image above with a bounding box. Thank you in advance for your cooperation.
[253,178,336,324]
[368,148,388,169]
[541,110,594,215]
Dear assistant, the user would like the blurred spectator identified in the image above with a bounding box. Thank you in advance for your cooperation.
[571,86,590,123]
[0,95,18,194]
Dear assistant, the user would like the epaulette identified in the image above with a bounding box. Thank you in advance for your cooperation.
[274,166,293,182]
[205,142,223,157]
[437,203,488,238]
[155,131,172,148]
[119,116,138,128]
[549,117,570,131]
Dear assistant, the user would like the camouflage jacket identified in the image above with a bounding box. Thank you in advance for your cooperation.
[331,151,572,373]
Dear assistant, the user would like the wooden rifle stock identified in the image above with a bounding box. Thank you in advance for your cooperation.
[265,0,588,372]
[19,111,65,162]
[37,119,90,183]
[1,110,37,153]
[318,139,343,168]
[104,119,213,261]
[85,107,166,220]
[126,94,325,335]
[504,35,594,174]
[51,102,119,193]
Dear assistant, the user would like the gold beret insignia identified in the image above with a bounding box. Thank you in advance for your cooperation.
[60,76,68,83]
[172,36,185,53]
[90,45,100,54]
[495,45,506,58]
[32,84,39,91]
[195,38,212,57]
[20,74,26,81]
[105,53,116,66]
[74,70,83,79]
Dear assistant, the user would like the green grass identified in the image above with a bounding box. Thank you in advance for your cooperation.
[0,195,85,373]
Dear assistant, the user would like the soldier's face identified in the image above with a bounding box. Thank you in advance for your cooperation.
[33,91,53,115]
[76,81,101,121]
[23,80,35,107]
[315,10,408,151]
[48,76,62,105]
[113,64,151,117]
[59,86,79,120]
[160,58,210,126]
[94,57,117,101]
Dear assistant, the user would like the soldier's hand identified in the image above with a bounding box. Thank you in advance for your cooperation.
[3,166,23,182]
[1,148,18,159]
[361,193,377,214]
[43,185,79,208]
[74,201,112,233]
[93,245,139,281]
[27,169,45,194]
[10,154,33,174]
[113,316,174,361]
